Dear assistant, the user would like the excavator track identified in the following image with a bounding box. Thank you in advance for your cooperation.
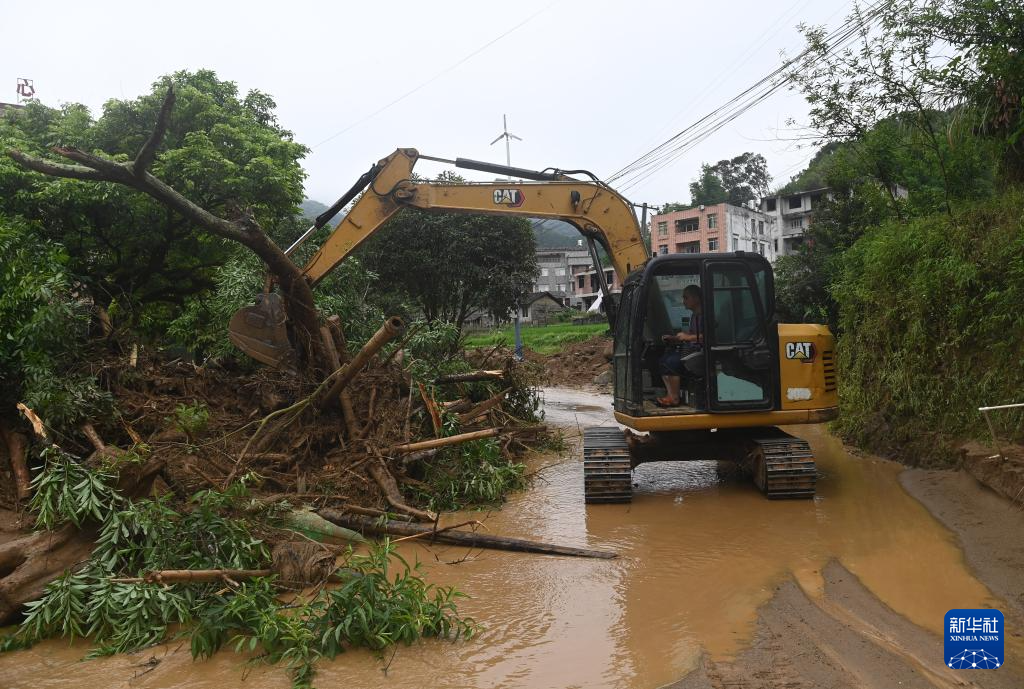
[583,426,633,504]
[748,432,817,499]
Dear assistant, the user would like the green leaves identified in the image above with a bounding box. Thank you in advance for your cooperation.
[415,438,527,511]
[29,447,122,530]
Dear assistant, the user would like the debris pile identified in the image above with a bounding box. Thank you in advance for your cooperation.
[0,316,552,626]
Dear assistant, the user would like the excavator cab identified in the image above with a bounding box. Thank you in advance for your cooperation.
[613,252,778,417]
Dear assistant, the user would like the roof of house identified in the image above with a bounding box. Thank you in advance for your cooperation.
[524,291,569,305]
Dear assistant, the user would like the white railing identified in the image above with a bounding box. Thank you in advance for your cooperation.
[977,403,1024,459]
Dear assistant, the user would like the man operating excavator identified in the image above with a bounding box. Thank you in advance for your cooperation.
[657,284,704,408]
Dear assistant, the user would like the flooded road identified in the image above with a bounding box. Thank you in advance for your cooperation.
[2,388,1021,688]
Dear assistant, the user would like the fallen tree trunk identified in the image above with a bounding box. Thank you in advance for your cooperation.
[434,370,506,385]
[317,511,618,559]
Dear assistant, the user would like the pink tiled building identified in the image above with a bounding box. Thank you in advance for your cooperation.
[649,203,776,261]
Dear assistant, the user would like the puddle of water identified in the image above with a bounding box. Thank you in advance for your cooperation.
[0,390,1014,689]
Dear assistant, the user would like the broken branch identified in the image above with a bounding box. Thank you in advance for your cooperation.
[321,316,405,407]
[317,512,618,559]
[367,458,436,522]
[457,387,513,424]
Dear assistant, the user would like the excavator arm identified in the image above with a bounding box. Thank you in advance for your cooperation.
[300,148,650,287]
[230,148,649,367]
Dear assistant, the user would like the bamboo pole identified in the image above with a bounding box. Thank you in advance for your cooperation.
[321,326,360,438]
[322,317,405,406]
[458,387,513,424]
[389,427,501,455]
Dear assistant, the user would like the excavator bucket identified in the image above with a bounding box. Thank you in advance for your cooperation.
[228,292,295,369]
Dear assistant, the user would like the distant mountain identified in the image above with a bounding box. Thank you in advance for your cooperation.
[532,218,582,249]
[300,199,329,220]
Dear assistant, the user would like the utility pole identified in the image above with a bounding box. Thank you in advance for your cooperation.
[633,202,658,255]
[491,115,525,359]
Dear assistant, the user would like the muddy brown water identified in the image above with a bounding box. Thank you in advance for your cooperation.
[1,388,1017,688]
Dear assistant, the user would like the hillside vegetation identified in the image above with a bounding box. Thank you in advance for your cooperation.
[776,0,1024,464]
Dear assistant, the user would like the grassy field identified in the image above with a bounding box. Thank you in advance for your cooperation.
[463,322,609,355]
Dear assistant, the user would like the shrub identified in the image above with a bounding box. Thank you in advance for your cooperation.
[832,188,1024,464]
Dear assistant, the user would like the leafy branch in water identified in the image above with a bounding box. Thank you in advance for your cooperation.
[5,482,476,688]
[414,438,527,511]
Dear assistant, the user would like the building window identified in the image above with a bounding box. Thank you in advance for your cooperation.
[788,217,804,230]
[751,218,756,235]
[605,270,613,284]
[679,241,700,254]
[788,196,802,209]
[765,198,777,212]
[757,243,765,256]
[707,213,717,229]
[577,275,585,289]
[758,221,764,235]
[541,268,549,277]
[657,221,668,236]
[658,244,668,255]
[554,267,565,276]
[676,218,699,232]
[708,237,718,251]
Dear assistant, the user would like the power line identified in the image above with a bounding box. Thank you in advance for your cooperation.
[607,0,890,194]
[312,1,559,150]
[619,0,818,165]
[613,7,881,191]
[614,7,884,192]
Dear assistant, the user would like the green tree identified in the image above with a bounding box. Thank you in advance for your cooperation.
[0,70,308,332]
[688,152,771,207]
[0,215,110,431]
[657,201,690,213]
[357,174,537,330]
[787,0,1019,210]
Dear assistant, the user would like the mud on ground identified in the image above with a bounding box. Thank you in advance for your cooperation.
[669,465,1024,689]
[469,334,613,390]
[671,560,1021,689]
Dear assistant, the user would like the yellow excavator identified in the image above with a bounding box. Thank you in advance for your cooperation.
[229,148,838,502]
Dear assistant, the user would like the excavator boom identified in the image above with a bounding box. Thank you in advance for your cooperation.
[230,148,650,366]
[300,148,649,287]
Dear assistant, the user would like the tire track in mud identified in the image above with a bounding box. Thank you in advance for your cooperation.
[669,561,1020,689]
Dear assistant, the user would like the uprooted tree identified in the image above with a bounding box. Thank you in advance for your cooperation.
[7,83,329,373]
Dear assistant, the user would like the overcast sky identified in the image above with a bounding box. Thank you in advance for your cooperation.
[4,0,854,207]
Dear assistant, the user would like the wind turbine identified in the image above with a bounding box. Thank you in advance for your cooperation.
[490,114,522,180]
[491,114,525,360]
